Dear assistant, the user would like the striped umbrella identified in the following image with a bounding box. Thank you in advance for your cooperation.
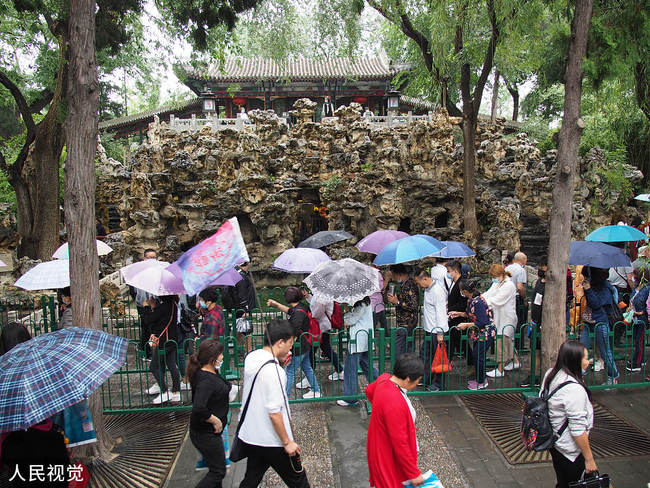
[0,327,128,433]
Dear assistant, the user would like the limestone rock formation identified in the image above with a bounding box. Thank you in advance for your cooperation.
[95,100,643,283]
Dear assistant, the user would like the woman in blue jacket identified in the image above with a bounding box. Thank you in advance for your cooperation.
[581,267,619,384]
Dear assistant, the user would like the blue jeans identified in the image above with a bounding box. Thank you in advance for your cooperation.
[472,335,495,384]
[343,351,379,401]
[285,351,320,396]
[581,323,619,379]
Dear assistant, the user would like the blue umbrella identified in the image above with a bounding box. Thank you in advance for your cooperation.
[373,234,446,266]
[431,241,475,258]
[634,194,650,202]
[585,225,647,243]
[0,327,128,433]
[568,241,632,268]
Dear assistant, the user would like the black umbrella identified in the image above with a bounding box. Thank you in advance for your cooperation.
[298,230,353,249]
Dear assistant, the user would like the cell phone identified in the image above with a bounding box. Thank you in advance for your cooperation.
[388,284,395,295]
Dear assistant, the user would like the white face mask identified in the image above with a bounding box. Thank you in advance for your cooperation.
[215,360,223,370]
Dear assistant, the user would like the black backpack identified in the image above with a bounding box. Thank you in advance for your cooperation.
[521,381,573,451]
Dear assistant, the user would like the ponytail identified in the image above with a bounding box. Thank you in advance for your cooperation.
[186,353,201,385]
[186,338,225,386]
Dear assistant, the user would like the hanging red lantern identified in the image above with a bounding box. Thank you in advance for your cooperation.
[352,96,368,104]
[232,97,247,106]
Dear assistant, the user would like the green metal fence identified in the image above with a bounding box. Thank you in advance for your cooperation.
[1,289,647,415]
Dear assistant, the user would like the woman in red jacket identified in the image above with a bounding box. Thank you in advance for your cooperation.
[366,353,425,487]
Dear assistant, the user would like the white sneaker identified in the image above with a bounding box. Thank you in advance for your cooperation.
[152,391,171,404]
[594,360,604,372]
[486,369,504,378]
[180,381,191,391]
[302,390,322,399]
[146,384,161,395]
[168,391,181,403]
[504,362,520,371]
[296,377,310,389]
[328,371,344,381]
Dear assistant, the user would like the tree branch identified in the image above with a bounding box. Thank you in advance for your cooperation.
[0,70,36,134]
[472,0,500,117]
[29,89,54,114]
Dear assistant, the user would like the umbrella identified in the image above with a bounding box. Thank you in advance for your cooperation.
[0,327,128,433]
[53,240,113,259]
[120,260,185,296]
[585,225,647,243]
[273,248,331,273]
[297,230,353,249]
[373,234,446,266]
[14,260,70,290]
[568,241,632,268]
[0,259,7,267]
[355,230,409,254]
[303,258,380,304]
[431,241,475,258]
[208,268,243,287]
[634,194,650,202]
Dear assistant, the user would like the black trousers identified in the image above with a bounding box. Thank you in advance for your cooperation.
[550,447,586,488]
[309,331,342,373]
[150,342,181,392]
[137,305,151,358]
[190,430,226,488]
[374,310,387,329]
[239,445,310,488]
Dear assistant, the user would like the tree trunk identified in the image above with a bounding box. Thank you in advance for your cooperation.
[541,0,594,373]
[461,109,480,240]
[490,69,500,123]
[11,43,67,261]
[635,61,650,122]
[66,0,110,460]
[511,89,519,122]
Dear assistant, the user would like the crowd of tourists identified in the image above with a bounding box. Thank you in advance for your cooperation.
[5,238,646,488]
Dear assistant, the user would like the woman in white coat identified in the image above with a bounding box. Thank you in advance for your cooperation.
[482,264,519,378]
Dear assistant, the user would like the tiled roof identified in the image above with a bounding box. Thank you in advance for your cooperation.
[99,98,201,131]
[399,95,436,111]
[184,57,397,83]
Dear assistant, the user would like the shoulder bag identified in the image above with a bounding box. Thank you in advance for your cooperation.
[229,359,276,462]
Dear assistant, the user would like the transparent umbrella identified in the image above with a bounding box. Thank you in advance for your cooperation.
[303,258,380,304]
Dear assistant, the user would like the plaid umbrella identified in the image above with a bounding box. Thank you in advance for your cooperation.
[0,327,128,433]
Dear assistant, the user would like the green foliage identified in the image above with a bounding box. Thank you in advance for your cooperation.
[360,162,373,172]
[202,179,217,193]
[321,176,342,198]
[597,162,635,211]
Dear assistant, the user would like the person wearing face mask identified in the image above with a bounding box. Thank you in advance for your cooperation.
[187,339,231,488]
[521,258,547,387]
[455,279,496,390]
[386,264,420,359]
[483,264,518,379]
[445,260,468,358]
[58,287,73,328]
[542,341,595,487]
[197,287,225,340]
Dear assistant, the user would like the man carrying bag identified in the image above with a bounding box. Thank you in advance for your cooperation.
[232,319,310,488]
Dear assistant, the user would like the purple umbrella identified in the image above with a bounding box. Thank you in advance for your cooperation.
[208,268,243,286]
[273,248,331,274]
[120,260,186,296]
[356,230,409,254]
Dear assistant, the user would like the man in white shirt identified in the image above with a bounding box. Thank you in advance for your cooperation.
[414,268,449,391]
[238,320,310,488]
[505,251,528,347]
[430,258,451,297]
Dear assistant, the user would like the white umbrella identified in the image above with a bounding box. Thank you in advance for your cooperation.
[14,260,70,290]
[303,258,380,304]
[53,240,113,259]
[120,260,185,296]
